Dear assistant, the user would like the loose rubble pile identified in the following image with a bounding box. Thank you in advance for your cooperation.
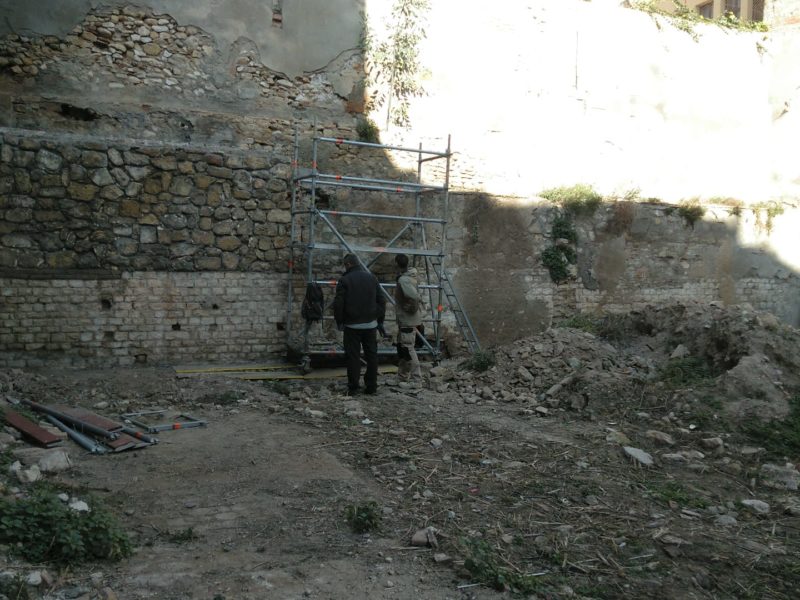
[1,302,799,599]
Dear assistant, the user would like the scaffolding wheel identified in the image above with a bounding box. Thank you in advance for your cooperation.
[300,356,312,374]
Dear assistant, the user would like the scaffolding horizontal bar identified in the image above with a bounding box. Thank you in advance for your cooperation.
[316,172,444,191]
[305,346,437,357]
[316,136,449,157]
[298,178,442,194]
[307,242,443,257]
[319,209,445,224]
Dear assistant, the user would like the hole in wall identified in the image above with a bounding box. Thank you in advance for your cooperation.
[104,331,114,340]
[212,303,219,310]
[135,353,148,364]
[100,298,112,310]
[172,323,181,331]
[59,103,98,121]
[276,322,286,331]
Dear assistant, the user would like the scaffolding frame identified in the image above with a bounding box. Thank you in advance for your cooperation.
[286,131,479,371]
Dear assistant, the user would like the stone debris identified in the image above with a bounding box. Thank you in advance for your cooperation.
[645,430,675,446]
[37,448,72,473]
[760,463,800,491]
[410,526,439,548]
[740,499,771,514]
[623,446,654,467]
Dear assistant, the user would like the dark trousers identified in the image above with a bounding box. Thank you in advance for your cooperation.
[343,326,378,392]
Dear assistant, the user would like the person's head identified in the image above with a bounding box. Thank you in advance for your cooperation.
[395,253,409,271]
[343,253,358,269]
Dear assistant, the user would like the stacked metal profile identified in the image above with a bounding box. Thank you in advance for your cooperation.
[287,132,480,371]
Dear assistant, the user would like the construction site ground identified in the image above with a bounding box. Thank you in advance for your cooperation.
[2,302,800,600]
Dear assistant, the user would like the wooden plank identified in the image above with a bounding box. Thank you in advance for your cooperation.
[55,407,123,433]
[3,408,62,447]
[104,432,141,452]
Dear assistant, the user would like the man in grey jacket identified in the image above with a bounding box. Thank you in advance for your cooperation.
[394,253,423,381]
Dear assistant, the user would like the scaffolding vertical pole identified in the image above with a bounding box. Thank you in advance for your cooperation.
[436,135,452,356]
[302,133,321,359]
[287,126,300,346]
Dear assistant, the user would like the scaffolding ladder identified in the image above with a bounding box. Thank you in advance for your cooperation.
[286,130,479,371]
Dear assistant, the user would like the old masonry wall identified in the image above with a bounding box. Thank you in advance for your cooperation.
[1,1,799,366]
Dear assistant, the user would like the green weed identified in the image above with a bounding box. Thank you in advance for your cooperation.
[650,480,708,508]
[676,199,706,228]
[540,184,602,217]
[541,246,572,284]
[660,357,714,388]
[551,214,577,243]
[0,483,132,564]
[356,117,381,144]
[460,349,496,373]
[557,313,599,334]
[166,527,198,544]
[752,201,785,235]
[461,537,544,594]
[0,575,31,600]
[344,501,381,534]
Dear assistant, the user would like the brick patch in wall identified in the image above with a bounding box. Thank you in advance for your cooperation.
[0,271,289,368]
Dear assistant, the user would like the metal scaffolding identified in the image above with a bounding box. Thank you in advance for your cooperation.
[286,131,479,372]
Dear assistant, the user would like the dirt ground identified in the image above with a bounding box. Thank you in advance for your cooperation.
[2,301,800,600]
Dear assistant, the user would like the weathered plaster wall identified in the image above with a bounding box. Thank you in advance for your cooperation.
[0,0,364,76]
[383,1,800,206]
[766,0,800,24]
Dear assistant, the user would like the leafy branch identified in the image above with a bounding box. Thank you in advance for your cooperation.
[362,0,430,129]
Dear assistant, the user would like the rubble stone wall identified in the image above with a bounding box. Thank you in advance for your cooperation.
[0,129,296,272]
[448,197,800,347]
[0,271,286,368]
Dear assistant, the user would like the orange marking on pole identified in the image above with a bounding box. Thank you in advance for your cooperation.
[335,174,342,180]
[173,423,182,430]
[396,187,402,193]
[288,260,294,268]
[376,247,386,253]
[437,304,444,312]
[336,138,344,144]
[312,161,317,168]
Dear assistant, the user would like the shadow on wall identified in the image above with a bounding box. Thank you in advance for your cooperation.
[450,193,800,348]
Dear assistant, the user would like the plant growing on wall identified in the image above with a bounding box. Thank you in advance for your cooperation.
[356,117,381,143]
[362,0,430,129]
[674,199,706,228]
[542,213,578,284]
[540,184,602,217]
[629,0,768,37]
[752,201,785,235]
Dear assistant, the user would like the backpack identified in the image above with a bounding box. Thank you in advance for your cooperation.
[301,282,324,322]
[395,278,419,314]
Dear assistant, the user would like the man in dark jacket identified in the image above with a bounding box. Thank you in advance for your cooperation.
[334,254,386,395]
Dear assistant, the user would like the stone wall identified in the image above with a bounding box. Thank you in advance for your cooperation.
[1,1,799,367]
[0,129,295,272]
[448,196,800,347]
